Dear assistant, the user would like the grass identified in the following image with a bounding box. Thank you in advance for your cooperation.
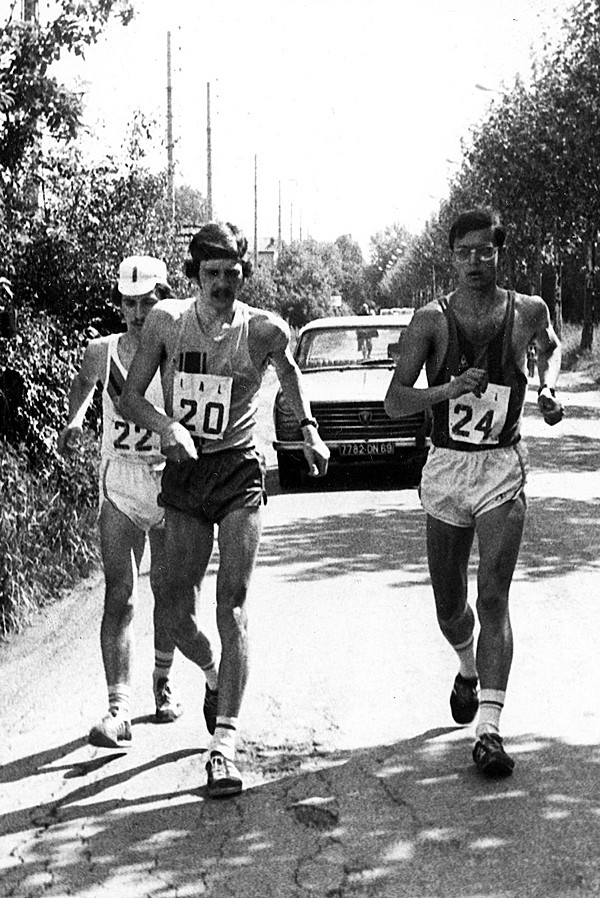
[0,435,100,638]
[560,321,600,381]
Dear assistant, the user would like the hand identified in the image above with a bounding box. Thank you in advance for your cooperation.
[57,425,82,455]
[160,420,199,461]
[302,433,330,478]
[537,387,564,426]
[448,367,489,400]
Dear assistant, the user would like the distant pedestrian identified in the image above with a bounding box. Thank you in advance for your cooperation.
[58,256,190,750]
[120,222,329,798]
[527,343,537,379]
[385,208,563,777]
[357,302,375,358]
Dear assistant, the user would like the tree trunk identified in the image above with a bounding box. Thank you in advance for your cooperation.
[554,263,563,339]
[580,232,596,352]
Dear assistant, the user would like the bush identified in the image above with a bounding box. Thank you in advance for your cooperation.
[0,435,99,637]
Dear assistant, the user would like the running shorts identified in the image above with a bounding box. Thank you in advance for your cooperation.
[419,442,529,528]
[100,457,165,532]
[159,447,267,524]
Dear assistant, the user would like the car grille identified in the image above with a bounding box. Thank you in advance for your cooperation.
[311,401,427,442]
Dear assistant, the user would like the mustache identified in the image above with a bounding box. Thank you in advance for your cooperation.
[211,288,234,300]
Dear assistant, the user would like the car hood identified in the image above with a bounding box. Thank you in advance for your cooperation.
[297,366,390,402]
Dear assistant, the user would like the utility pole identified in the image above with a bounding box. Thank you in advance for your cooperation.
[22,0,38,20]
[166,32,175,221]
[254,154,258,269]
[277,180,282,251]
[206,82,213,219]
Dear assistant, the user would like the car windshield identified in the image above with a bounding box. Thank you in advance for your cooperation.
[295,325,406,369]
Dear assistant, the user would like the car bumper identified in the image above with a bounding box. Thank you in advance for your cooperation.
[274,436,430,459]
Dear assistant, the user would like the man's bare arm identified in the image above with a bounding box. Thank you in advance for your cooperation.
[120,308,198,459]
[533,299,562,391]
[531,298,563,425]
[267,325,329,477]
[57,340,104,454]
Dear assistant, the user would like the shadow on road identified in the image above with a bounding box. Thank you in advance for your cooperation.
[261,462,600,586]
[2,730,599,896]
[527,434,600,471]
[260,501,429,585]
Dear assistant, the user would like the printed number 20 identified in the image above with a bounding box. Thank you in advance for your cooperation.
[452,404,494,440]
[179,398,225,435]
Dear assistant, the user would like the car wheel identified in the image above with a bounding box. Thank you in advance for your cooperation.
[277,452,303,489]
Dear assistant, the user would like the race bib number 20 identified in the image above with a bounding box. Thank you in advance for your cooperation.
[449,380,510,446]
[173,372,233,442]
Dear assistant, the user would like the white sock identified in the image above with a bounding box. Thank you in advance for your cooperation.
[476,689,505,738]
[453,635,478,679]
[108,683,131,719]
[209,717,238,761]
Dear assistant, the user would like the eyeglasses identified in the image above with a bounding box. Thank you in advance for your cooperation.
[453,245,497,263]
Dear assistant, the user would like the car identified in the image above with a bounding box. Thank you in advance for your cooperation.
[273,311,431,488]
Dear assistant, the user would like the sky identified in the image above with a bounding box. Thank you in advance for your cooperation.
[10,0,577,256]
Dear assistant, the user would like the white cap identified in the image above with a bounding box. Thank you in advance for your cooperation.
[117,256,169,297]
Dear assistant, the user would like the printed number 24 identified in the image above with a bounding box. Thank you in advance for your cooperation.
[452,404,494,440]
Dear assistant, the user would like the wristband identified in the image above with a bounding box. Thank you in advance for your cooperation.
[299,417,318,430]
[537,386,556,397]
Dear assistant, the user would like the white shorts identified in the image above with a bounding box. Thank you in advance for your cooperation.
[99,457,165,532]
[420,442,528,528]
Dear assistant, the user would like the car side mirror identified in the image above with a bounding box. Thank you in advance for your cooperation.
[387,341,401,360]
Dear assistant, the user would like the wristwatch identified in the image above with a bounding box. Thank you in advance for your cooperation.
[299,417,318,429]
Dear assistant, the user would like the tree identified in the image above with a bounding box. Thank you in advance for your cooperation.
[0,1,133,187]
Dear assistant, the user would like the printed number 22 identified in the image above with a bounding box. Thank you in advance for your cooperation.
[113,420,153,451]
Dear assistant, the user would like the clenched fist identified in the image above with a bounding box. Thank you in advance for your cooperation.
[448,367,489,400]
[537,386,564,426]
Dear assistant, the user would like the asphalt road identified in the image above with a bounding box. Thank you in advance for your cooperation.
[1,371,599,897]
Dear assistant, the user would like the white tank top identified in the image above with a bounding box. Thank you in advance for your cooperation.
[101,333,164,465]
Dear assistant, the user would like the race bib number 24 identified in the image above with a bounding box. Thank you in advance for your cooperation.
[173,372,233,441]
[449,380,510,446]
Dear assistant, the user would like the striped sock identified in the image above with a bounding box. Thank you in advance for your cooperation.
[153,650,175,686]
[209,717,238,761]
[108,683,131,719]
[453,635,478,680]
[476,689,505,737]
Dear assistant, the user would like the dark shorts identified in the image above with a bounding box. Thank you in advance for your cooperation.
[159,447,267,524]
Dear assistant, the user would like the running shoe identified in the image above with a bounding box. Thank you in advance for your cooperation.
[472,732,515,777]
[450,673,479,724]
[88,710,132,749]
[205,752,243,799]
[203,684,218,735]
[154,677,183,723]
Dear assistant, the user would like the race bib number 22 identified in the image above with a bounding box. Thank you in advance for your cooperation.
[173,372,233,441]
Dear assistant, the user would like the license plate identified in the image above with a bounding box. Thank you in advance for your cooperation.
[338,442,395,456]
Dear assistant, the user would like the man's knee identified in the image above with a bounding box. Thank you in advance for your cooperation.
[476,587,510,625]
[216,598,248,641]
